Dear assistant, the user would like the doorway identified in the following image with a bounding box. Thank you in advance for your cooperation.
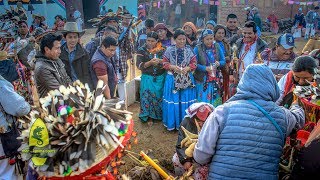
[82,0,99,27]
[209,5,218,22]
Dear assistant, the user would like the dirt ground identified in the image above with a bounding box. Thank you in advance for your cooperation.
[82,28,177,175]
[81,28,309,176]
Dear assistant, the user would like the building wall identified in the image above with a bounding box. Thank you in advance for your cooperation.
[217,0,304,25]
[0,3,66,27]
[101,0,138,16]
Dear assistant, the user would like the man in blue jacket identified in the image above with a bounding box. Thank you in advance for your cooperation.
[194,64,305,179]
[0,75,30,179]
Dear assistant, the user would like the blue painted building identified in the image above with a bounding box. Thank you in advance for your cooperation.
[0,0,137,28]
[0,0,66,27]
[99,0,137,16]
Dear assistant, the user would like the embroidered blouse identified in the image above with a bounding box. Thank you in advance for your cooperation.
[163,45,197,71]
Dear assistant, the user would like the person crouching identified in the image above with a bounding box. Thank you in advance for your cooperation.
[172,103,213,179]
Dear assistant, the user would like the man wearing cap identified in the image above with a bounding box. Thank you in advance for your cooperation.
[60,22,92,88]
[34,33,71,98]
[305,6,319,39]
[261,33,297,81]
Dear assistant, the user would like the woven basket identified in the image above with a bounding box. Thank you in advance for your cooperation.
[42,119,134,180]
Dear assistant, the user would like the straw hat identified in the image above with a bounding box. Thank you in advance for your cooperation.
[32,14,45,21]
[0,51,8,60]
[60,22,85,37]
[11,16,20,22]
[32,27,54,41]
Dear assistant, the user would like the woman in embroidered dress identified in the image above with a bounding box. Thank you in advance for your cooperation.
[136,32,166,125]
[183,22,197,48]
[213,25,231,102]
[193,29,225,107]
[162,29,197,131]
[154,23,174,48]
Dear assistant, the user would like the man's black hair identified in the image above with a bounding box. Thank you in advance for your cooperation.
[63,32,80,38]
[103,25,118,34]
[40,33,63,54]
[173,28,186,39]
[243,21,257,33]
[227,14,237,21]
[18,20,28,27]
[292,56,317,75]
[101,36,118,48]
[145,18,155,28]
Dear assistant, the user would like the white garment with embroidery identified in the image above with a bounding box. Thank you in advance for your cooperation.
[0,143,21,180]
[238,41,257,78]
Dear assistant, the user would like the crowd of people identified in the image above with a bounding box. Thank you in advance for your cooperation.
[1,3,320,179]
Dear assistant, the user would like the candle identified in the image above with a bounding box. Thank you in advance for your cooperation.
[140,151,174,179]
[210,63,216,78]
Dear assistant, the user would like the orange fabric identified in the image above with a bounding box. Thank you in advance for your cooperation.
[284,71,294,97]
[183,22,197,34]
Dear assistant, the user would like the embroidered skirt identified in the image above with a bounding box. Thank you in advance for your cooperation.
[196,77,222,107]
[139,73,165,122]
[162,73,197,131]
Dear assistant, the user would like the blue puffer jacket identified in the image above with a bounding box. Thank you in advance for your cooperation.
[194,64,305,180]
[0,75,30,132]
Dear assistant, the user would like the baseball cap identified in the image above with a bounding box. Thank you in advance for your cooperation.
[195,105,213,122]
[277,33,295,49]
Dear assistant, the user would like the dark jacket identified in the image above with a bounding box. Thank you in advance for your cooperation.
[85,37,102,59]
[90,49,117,98]
[193,43,222,82]
[0,59,19,82]
[235,37,268,59]
[136,45,165,76]
[176,117,198,165]
[34,53,71,98]
[290,140,320,180]
[60,43,93,89]
[18,43,35,70]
